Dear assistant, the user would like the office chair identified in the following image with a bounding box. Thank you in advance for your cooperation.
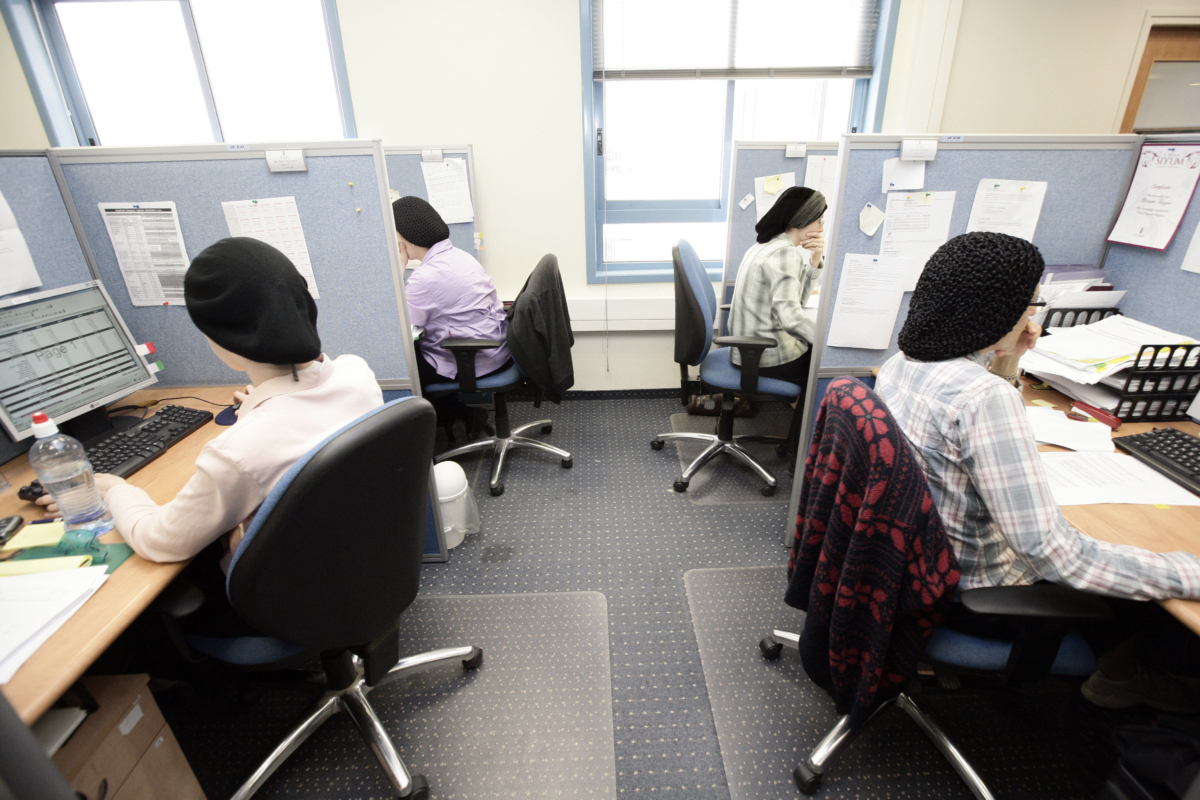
[761,378,1110,799]
[651,239,804,496]
[185,398,483,800]
[427,254,573,496]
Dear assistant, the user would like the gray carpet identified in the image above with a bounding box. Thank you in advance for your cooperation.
[667,407,795,504]
[685,566,1091,800]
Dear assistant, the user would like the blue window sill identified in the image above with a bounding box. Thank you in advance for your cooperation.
[588,261,722,285]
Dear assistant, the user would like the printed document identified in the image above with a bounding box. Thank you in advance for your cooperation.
[0,566,109,683]
[754,172,795,222]
[0,189,41,297]
[1039,451,1200,507]
[1108,143,1200,250]
[420,158,474,224]
[803,156,839,203]
[965,179,1048,242]
[1024,407,1115,453]
[222,196,320,299]
[827,254,908,349]
[1181,215,1200,275]
[98,202,190,306]
[881,158,924,192]
[879,191,956,291]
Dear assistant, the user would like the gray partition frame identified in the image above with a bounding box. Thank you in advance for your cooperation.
[720,141,840,332]
[785,133,1142,538]
[50,139,423,393]
[383,145,480,266]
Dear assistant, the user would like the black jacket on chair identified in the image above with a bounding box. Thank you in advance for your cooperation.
[507,254,574,403]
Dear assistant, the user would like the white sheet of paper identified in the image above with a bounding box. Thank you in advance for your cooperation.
[98,202,190,306]
[901,139,938,161]
[859,203,886,236]
[1181,215,1200,274]
[1109,144,1200,250]
[0,189,42,297]
[738,193,754,210]
[1024,407,1115,453]
[827,254,909,349]
[879,191,956,291]
[881,158,925,192]
[0,566,108,683]
[803,156,838,203]
[785,144,807,158]
[421,149,443,162]
[265,149,306,172]
[754,172,796,222]
[966,179,1048,242]
[222,196,320,298]
[1039,451,1200,506]
[420,158,474,224]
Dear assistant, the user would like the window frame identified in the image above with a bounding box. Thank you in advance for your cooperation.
[21,0,357,147]
[580,0,894,285]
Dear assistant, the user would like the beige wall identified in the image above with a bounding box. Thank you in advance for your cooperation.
[0,12,50,149]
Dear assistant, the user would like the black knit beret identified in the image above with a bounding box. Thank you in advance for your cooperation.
[755,186,827,243]
[392,196,450,248]
[184,237,320,365]
[898,232,1044,362]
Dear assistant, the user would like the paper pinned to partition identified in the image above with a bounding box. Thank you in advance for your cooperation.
[879,191,956,291]
[222,196,320,298]
[827,254,909,349]
[859,203,885,236]
[0,189,42,297]
[803,156,838,203]
[881,158,924,192]
[785,144,807,158]
[1181,215,1200,275]
[966,179,1048,242]
[98,202,190,306]
[1108,144,1200,251]
[753,172,795,222]
[420,158,474,224]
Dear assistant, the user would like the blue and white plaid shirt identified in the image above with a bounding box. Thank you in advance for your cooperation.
[728,234,819,368]
[876,351,1200,600]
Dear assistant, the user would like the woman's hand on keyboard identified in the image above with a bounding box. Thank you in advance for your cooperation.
[94,474,126,497]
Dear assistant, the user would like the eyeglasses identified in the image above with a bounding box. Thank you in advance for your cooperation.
[1029,301,1048,308]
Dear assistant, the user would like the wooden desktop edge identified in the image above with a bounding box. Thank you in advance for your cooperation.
[0,385,236,724]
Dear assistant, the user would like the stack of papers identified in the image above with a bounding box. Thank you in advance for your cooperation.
[1023,315,1194,386]
[1040,452,1200,507]
[1025,407,1115,452]
[0,566,108,683]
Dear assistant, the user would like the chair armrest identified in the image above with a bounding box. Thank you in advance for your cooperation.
[441,338,503,393]
[713,335,777,393]
[719,304,731,311]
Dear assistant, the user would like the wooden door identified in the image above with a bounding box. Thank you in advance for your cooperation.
[1121,26,1200,133]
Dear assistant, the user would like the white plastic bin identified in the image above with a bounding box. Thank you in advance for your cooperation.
[433,461,480,548]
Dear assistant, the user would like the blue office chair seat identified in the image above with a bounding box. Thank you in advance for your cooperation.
[924,626,1097,676]
[187,635,309,668]
[700,347,802,399]
[423,361,523,396]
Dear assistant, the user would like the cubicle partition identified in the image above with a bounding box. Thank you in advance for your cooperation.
[53,140,419,390]
[383,145,479,263]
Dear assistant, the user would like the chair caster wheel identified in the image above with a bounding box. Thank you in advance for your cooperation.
[673,480,688,492]
[650,440,664,451]
[759,636,783,661]
[776,443,788,460]
[490,483,504,496]
[462,648,483,670]
[793,763,821,794]
[561,458,573,468]
[405,774,430,799]
[541,423,553,434]
[761,484,777,497]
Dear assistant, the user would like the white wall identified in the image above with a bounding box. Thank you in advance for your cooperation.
[0,12,50,149]
[335,0,677,390]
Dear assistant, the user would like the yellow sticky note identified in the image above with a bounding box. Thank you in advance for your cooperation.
[764,174,783,194]
[917,192,935,206]
[2,520,64,551]
[0,555,92,576]
[1032,399,1056,408]
[1155,504,1170,509]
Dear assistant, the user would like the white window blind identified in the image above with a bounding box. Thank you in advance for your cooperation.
[594,0,878,79]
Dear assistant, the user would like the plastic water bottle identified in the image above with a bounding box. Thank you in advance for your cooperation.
[28,412,114,534]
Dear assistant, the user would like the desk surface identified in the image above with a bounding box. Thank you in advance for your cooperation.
[1021,380,1200,634]
[0,386,234,724]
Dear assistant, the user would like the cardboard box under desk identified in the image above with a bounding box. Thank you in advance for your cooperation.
[51,674,206,800]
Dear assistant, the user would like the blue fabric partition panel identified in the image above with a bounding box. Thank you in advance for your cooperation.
[817,136,1139,370]
[56,144,408,387]
[1102,136,1200,340]
[383,148,478,257]
[0,153,93,295]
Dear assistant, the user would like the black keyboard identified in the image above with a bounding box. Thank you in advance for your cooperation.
[87,405,214,478]
[1114,427,1200,497]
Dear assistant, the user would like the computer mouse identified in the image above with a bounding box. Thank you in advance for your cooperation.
[215,403,240,426]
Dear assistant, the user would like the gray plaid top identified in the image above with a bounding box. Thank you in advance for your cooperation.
[728,234,819,369]
[876,351,1200,600]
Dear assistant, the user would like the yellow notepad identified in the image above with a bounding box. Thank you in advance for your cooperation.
[0,555,92,576]
[2,521,65,551]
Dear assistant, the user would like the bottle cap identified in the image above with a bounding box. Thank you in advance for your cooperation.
[30,412,59,438]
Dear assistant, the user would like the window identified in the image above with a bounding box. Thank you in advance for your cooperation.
[585,0,881,283]
[38,0,354,147]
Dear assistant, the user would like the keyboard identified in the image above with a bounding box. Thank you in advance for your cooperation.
[87,405,215,478]
[1114,427,1200,497]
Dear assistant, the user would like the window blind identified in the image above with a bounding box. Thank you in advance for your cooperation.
[593,0,878,80]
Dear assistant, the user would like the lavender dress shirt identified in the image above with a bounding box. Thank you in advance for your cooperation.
[406,240,510,379]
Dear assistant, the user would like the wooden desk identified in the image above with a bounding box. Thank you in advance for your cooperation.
[1021,379,1200,633]
[0,386,235,724]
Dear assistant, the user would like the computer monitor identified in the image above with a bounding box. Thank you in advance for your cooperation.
[0,281,157,441]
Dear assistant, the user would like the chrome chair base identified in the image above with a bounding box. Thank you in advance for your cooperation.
[230,645,482,800]
[436,419,572,496]
[652,429,785,497]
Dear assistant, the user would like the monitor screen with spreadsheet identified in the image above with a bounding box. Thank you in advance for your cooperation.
[0,282,156,440]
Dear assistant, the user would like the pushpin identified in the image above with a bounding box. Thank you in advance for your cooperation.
[348,181,354,186]
[355,208,361,213]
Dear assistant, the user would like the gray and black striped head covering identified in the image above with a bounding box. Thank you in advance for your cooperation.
[755,186,826,244]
